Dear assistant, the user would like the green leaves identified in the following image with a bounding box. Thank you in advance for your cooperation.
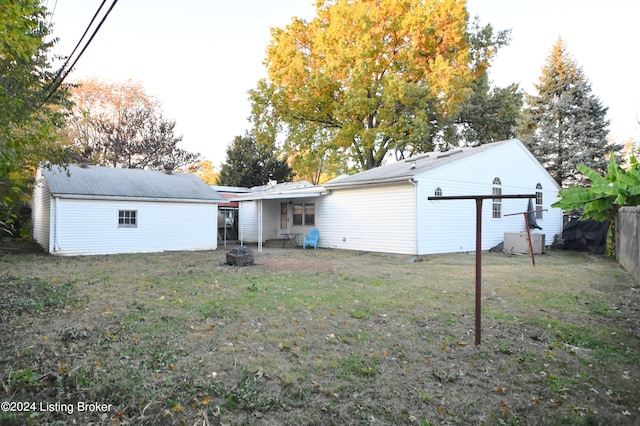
[552,153,640,223]
[252,0,510,171]
[218,133,294,187]
[0,1,72,231]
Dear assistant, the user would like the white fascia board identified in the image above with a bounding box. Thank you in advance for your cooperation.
[51,194,221,204]
[234,190,327,201]
[324,176,416,190]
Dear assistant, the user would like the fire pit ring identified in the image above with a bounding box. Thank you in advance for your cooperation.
[226,245,254,266]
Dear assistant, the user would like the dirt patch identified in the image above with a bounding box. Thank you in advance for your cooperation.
[1,247,639,425]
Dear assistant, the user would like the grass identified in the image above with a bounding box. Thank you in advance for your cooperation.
[0,247,639,425]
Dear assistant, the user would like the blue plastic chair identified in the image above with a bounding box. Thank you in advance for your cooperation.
[303,228,319,250]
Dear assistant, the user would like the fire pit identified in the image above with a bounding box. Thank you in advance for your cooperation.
[226,245,254,266]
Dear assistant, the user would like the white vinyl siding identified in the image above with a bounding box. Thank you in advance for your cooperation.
[416,141,563,254]
[238,200,280,243]
[50,199,217,256]
[31,172,51,252]
[233,140,563,256]
[315,183,416,254]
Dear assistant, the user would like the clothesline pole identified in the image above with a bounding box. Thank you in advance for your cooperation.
[504,209,548,266]
[428,194,537,345]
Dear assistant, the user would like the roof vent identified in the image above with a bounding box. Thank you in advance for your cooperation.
[404,153,429,163]
[436,148,463,159]
[163,164,174,175]
[79,157,89,168]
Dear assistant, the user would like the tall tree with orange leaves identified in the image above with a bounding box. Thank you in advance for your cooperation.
[66,78,199,169]
[250,0,509,171]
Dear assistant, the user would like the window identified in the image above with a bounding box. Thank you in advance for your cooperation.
[118,210,137,227]
[293,203,315,226]
[492,177,502,219]
[434,187,443,197]
[535,183,543,219]
[304,204,315,225]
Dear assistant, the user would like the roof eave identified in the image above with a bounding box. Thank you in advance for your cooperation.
[324,175,415,189]
[50,193,223,204]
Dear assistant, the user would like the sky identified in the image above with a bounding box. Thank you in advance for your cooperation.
[47,0,640,167]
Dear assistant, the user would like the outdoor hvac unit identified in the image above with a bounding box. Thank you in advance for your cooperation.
[504,232,546,255]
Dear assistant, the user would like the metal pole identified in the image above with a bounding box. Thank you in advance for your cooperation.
[427,194,537,347]
[524,214,535,266]
[475,198,483,346]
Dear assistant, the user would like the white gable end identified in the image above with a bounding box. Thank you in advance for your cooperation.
[415,140,562,254]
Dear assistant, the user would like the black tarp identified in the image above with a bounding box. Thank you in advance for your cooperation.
[527,199,542,230]
[562,218,610,254]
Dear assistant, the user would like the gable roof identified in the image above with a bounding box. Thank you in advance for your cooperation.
[324,139,550,188]
[42,164,226,203]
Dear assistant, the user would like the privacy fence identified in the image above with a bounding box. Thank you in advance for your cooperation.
[617,206,640,284]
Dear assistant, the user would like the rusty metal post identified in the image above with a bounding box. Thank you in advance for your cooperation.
[524,213,535,266]
[427,194,537,346]
[475,198,483,346]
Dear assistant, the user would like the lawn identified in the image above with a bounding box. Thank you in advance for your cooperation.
[1,246,639,425]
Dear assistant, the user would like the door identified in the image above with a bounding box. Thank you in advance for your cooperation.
[280,202,290,235]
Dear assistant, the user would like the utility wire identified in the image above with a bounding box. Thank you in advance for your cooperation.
[53,0,108,84]
[41,0,119,106]
[45,0,59,28]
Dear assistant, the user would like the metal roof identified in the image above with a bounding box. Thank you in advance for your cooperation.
[233,180,326,201]
[325,139,515,188]
[42,164,226,203]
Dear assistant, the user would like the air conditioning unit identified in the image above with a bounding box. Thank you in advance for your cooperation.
[504,232,545,254]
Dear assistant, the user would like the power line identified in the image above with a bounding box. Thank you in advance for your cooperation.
[45,0,59,27]
[41,0,119,106]
[54,0,108,82]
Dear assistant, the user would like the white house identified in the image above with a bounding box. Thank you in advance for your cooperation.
[232,181,327,251]
[32,164,226,256]
[236,139,563,255]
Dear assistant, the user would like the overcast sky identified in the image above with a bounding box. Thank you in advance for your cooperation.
[48,0,640,166]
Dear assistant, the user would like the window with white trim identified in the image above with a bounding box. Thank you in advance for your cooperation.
[535,183,543,219]
[492,177,502,218]
[118,210,137,227]
[293,203,315,226]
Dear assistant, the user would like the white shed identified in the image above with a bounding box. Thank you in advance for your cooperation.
[319,138,563,255]
[32,164,225,256]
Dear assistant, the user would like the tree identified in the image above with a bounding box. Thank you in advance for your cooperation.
[250,0,509,171]
[520,37,620,188]
[552,153,640,255]
[66,78,199,169]
[451,74,523,146]
[184,160,220,185]
[1,0,72,235]
[218,133,294,187]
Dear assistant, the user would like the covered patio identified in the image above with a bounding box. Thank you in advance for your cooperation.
[233,181,326,252]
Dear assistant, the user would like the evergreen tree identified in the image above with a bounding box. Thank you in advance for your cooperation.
[520,37,620,188]
[218,133,294,187]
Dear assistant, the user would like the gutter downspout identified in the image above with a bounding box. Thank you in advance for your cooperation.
[409,179,418,255]
[257,199,263,253]
[239,202,244,246]
[52,196,60,253]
